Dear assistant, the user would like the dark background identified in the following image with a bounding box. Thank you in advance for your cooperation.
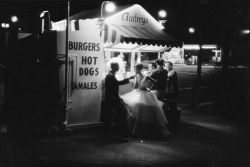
[0,0,249,44]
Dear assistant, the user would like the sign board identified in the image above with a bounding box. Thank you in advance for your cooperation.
[105,4,162,30]
[162,47,183,64]
[57,20,104,126]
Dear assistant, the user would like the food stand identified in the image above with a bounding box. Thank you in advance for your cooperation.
[52,4,181,126]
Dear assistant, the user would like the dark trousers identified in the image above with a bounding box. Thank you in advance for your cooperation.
[105,99,129,138]
[165,93,180,131]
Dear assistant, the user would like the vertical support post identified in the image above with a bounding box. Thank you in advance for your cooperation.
[64,1,70,125]
[194,31,203,111]
[158,52,161,58]
[131,51,135,72]
[137,52,141,63]
[181,42,185,63]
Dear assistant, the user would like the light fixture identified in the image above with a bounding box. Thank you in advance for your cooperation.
[40,10,51,33]
[183,44,200,50]
[242,29,250,35]
[40,11,49,18]
[11,16,18,23]
[202,45,217,49]
[1,23,10,28]
[105,2,116,13]
[158,10,167,19]
[40,12,45,18]
[100,1,116,34]
[1,23,6,28]
[188,27,195,34]
[158,10,167,30]
[101,1,116,19]
[184,44,217,50]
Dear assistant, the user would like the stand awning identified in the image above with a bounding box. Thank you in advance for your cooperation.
[104,24,181,47]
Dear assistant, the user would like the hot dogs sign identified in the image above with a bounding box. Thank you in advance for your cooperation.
[69,41,101,90]
[57,20,104,125]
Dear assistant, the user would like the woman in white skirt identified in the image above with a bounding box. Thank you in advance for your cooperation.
[121,63,170,139]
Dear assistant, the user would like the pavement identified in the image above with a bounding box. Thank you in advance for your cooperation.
[0,106,249,167]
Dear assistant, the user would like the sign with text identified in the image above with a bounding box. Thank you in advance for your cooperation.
[57,20,104,125]
[105,4,162,30]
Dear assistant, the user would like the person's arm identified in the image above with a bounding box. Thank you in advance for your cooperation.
[144,75,156,91]
[148,70,159,90]
[168,70,176,77]
[117,78,129,85]
[146,75,156,83]
[117,75,134,85]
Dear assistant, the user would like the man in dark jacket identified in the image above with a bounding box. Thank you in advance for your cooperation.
[149,58,168,101]
[165,61,178,101]
[105,62,133,141]
[165,61,180,130]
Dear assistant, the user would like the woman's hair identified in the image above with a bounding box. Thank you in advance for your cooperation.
[166,61,173,67]
[155,58,165,66]
[110,62,119,70]
[134,63,144,70]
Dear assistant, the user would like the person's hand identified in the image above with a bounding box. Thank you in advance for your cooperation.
[129,75,135,79]
[168,70,175,77]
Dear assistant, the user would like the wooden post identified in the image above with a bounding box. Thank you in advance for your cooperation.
[158,52,161,58]
[194,30,203,111]
[131,51,135,72]
[64,1,70,125]
[137,52,141,63]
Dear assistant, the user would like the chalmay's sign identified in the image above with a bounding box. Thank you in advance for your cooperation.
[122,12,148,25]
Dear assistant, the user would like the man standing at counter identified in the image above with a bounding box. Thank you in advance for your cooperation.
[149,58,168,101]
[104,62,133,142]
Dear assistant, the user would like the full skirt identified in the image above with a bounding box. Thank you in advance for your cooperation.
[121,90,170,138]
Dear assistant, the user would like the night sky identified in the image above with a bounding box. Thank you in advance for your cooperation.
[0,0,249,45]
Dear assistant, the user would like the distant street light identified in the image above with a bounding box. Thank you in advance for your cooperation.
[158,10,167,18]
[188,27,195,34]
[242,29,250,35]
[1,23,6,28]
[105,2,116,13]
[100,1,116,35]
[101,1,116,19]
[11,16,18,23]
[1,23,9,29]
[158,10,167,29]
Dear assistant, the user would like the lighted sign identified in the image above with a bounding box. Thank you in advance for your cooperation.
[57,20,104,125]
[122,12,148,25]
[184,44,217,50]
[183,45,200,50]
